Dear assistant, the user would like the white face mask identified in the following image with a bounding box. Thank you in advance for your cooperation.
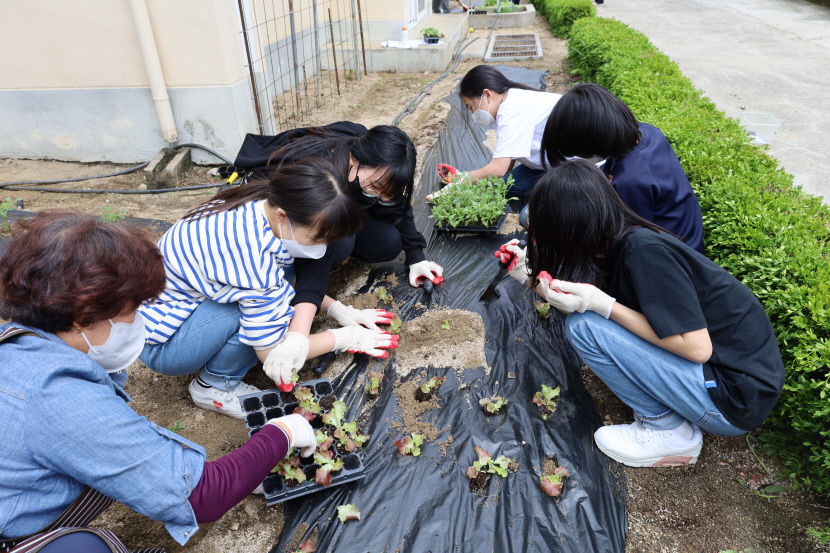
[564,154,608,168]
[81,314,147,373]
[278,218,327,260]
[472,94,496,127]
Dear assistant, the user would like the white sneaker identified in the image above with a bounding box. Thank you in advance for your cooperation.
[188,379,262,420]
[594,420,702,467]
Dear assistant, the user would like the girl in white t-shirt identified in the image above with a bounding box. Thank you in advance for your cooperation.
[432,65,561,200]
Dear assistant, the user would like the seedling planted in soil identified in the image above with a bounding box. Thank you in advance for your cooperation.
[389,315,402,334]
[466,446,516,492]
[337,503,361,522]
[294,541,315,553]
[366,370,383,397]
[394,433,424,456]
[415,376,446,402]
[540,463,571,498]
[535,301,551,318]
[377,286,392,305]
[441,319,450,330]
[479,396,507,415]
[533,384,560,420]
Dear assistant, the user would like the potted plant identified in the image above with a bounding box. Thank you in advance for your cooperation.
[423,27,440,44]
[429,174,516,232]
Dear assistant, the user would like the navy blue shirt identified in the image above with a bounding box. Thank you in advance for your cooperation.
[604,123,705,253]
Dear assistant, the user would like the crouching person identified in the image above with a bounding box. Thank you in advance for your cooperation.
[0,212,315,552]
[501,160,785,467]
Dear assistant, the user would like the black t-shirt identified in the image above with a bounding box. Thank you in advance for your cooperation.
[606,228,784,430]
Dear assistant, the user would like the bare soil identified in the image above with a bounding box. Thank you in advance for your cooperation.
[5,13,829,553]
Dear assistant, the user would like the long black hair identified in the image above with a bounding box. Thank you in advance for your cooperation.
[527,159,664,288]
[458,65,536,99]
[185,158,362,243]
[541,83,640,168]
[268,124,417,201]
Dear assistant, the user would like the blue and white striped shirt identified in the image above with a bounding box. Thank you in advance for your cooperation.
[140,200,295,350]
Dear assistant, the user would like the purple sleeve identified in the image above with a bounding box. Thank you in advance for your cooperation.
[188,424,289,523]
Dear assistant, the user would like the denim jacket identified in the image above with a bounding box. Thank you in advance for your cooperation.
[0,323,205,544]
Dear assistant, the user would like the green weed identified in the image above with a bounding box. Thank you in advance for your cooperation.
[100,206,126,222]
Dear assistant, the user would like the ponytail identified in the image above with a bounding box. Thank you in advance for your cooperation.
[459,65,535,98]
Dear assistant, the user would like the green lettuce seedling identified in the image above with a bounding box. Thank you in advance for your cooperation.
[314,450,344,486]
[441,319,450,330]
[293,386,321,422]
[272,455,306,485]
[377,286,392,305]
[466,446,516,480]
[532,384,560,420]
[322,400,347,427]
[367,370,384,397]
[479,396,507,415]
[540,464,571,497]
[535,301,551,318]
[389,315,403,334]
[421,376,446,395]
[394,433,424,456]
[334,420,369,452]
[315,429,333,452]
[336,503,361,522]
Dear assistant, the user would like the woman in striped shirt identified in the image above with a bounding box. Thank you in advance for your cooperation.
[139,159,399,419]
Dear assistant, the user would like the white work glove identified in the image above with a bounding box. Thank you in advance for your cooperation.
[329,326,399,358]
[409,260,444,287]
[497,239,530,286]
[327,300,395,331]
[263,332,310,392]
[268,413,316,457]
[536,271,616,319]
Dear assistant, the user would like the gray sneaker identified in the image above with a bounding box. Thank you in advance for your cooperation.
[188,379,262,419]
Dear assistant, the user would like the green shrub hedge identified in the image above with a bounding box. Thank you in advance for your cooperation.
[564,16,830,495]
[542,0,595,38]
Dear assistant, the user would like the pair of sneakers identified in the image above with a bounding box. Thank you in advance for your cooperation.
[594,419,703,467]
[188,377,262,420]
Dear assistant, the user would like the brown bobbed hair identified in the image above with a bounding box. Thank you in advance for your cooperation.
[0,211,166,333]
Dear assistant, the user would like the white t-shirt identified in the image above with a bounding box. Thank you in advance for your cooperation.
[492,88,561,170]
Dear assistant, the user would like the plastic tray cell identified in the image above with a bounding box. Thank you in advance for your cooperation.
[238,378,367,505]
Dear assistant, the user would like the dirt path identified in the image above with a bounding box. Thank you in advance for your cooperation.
[3,12,828,553]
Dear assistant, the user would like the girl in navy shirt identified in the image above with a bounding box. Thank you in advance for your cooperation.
[540,83,705,253]
[500,160,783,467]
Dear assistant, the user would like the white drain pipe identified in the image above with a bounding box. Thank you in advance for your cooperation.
[129,0,178,143]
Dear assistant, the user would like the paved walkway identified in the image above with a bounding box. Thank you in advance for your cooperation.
[598,0,830,202]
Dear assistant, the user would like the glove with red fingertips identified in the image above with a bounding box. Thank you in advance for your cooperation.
[263,332,309,392]
[535,275,616,319]
[327,300,395,331]
[329,326,400,358]
[437,163,459,183]
[409,260,444,288]
[496,239,529,285]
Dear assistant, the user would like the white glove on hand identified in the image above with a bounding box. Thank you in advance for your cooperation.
[263,332,310,391]
[327,300,395,331]
[425,176,468,202]
[409,260,444,287]
[329,326,399,358]
[536,272,616,318]
[499,239,530,286]
[268,413,316,457]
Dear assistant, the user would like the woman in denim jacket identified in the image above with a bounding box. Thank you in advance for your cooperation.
[0,212,315,552]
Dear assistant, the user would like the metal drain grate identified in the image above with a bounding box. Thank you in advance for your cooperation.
[484,33,542,61]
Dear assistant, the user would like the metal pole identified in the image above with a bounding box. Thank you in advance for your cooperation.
[312,0,322,106]
[328,8,341,95]
[357,0,368,76]
[288,0,302,116]
[236,0,263,133]
[349,0,361,80]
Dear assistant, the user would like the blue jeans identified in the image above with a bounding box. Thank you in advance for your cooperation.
[565,311,746,436]
[506,163,545,200]
[140,300,259,391]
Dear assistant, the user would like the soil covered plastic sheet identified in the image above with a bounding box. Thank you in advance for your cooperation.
[269,67,626,553]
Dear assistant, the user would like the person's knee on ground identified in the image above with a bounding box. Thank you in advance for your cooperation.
[352,222,404,263]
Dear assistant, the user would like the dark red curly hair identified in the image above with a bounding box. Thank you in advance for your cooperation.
[0,211,166,332]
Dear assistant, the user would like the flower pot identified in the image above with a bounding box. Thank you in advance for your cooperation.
[423,34,440,44]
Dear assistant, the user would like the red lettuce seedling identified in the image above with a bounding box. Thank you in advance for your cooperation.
[314,450,344,486]
[540,465,571,498]
[334,420,369,452]
[293,386,321,422]
[294,541,315,553]
[272,455,306,485]
[394,433,424,456]
[366,370,384,397]
[535,301,551,318]
[415,376,446,401]
[479,396,507,415]
[532,384,560,421]
[466,446,514,480]
[336,503,361,522]
[315,429,333,452]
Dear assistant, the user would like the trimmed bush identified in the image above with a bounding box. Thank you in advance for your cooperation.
[567,17,830,496]
[544,0,596,38]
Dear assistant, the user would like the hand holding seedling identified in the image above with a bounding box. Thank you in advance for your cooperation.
[535,271,616,319]
[409,259,444,288]
[497,239,530,286]
[264,332,310,392]
[437,163,460,183]
[330,326,399,358]
[327,300,395,331]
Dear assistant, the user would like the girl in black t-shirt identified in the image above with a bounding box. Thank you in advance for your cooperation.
[500,160,784,468]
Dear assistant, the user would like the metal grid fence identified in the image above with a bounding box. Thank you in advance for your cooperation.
[237,0,373,135]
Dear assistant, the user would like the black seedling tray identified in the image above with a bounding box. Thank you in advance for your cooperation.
[434,205,509,233]
[238,378,367,505]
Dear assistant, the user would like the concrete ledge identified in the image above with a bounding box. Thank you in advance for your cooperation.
[468,4,536,29]
[366,13,469,72]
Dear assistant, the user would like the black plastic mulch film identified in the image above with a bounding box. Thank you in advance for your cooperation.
[269,67,626,553]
